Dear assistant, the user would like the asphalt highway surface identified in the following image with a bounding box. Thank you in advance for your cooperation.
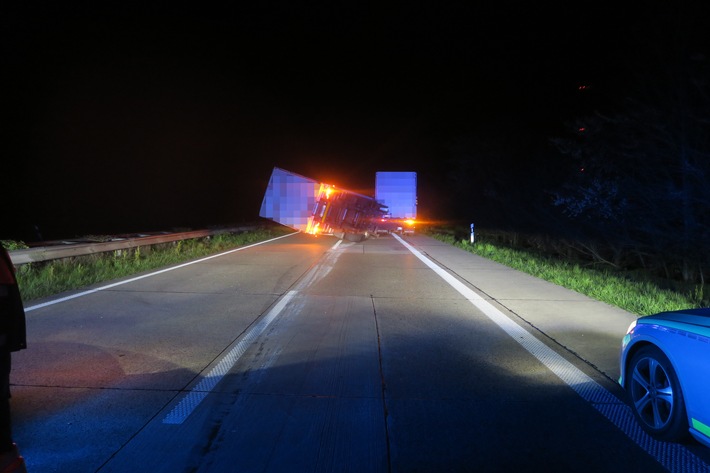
[11,233,710,472]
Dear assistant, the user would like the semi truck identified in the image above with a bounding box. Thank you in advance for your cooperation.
[259,167,417,240]
[259,167,387,241]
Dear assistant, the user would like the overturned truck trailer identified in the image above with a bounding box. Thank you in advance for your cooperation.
[259,167,387,241]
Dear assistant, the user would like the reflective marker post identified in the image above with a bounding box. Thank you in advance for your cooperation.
[470,223,475,244]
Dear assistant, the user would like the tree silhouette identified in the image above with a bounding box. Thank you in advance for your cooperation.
[552,51,710,282]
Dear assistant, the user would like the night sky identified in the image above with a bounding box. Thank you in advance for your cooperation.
[3,1,708,241]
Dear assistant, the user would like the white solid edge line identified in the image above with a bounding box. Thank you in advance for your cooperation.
[391,233,710,473]
[24,232,298,312]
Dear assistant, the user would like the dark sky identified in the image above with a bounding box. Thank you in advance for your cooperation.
[2,1,706,240]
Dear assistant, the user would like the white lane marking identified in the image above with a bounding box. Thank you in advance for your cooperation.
[392,234,710,473]
[163,237,344,425]
[163,290,298,424]
[24,232,298,312]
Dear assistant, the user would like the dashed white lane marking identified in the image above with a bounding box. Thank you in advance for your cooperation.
[24,233,297,312]
[392,234,710,473]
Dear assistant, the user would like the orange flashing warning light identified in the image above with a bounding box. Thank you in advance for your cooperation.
[319,184,335,200]
[305,217,320,235]
[405,219,415,226]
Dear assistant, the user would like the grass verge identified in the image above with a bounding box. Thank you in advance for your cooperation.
[13,227,292,302]
[427,232,707,316]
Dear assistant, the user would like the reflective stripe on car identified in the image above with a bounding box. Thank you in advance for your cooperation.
[692,418,710,438]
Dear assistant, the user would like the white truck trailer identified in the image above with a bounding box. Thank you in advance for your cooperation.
[375,171,417,234]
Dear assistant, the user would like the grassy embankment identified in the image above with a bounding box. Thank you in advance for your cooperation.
[4,227,292,302]
[426,228,707,316]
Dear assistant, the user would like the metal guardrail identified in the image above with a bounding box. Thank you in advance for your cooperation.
[8,227,257,265]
